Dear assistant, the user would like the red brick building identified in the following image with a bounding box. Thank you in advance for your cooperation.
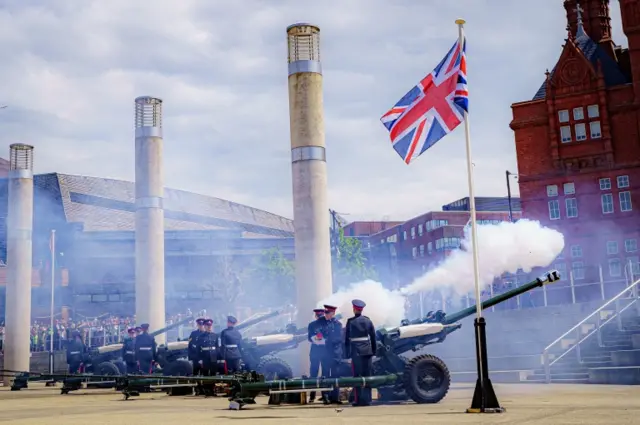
[511,0,640,298]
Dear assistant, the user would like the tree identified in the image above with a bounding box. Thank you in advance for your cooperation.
[245,247,295,308]
[332,228,377,289]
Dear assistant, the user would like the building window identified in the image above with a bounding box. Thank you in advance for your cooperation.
[590,121,602,139]
[601,193,614,214]
[427,242,432,254]
[609,258,621,277]
[565,198,578,218]
[575,123,587,141]
[573,107,584,121]
[558,110,569,123]
[563,182,575,195]
[380,239,385,244]
[547,185,558,197]
[626,256,640,275]
[560,126,572,143]
[607,241,618,255]
[587,104,599,118]
[572,261,585,280]
[554,262,566,276]
[571,245,583,258]
[403,231,407,240]
[617,175,630,188]
[418,224,423,236]
[412,246,417,258]
[625,239,638,253]
[419,244,424,256]
[599,178,611,190]
[620,191,632,212]
[548,200,560,220]
[411,227,416,239]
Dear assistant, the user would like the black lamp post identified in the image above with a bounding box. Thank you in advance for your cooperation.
[505,171,517,222]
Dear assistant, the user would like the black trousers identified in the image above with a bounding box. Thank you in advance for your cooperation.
[321,357,341,402]
[68,362,81,374]
[126,362,138,374]
[351,355,373,405]
[309,351,323,400]
[138,359,153,374]
[224,358,242,374]
[191,359,202,376]
[202,361,216,376]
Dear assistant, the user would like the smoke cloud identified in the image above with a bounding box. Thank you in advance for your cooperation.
[320,219,565,327]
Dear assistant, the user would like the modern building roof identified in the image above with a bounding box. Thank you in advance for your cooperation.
[33,173,294,238]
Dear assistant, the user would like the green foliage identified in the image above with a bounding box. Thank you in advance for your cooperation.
[247,247,295,307]
[333,228,377,288]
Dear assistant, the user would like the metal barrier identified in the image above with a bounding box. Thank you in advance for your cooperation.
[542,277,640,383]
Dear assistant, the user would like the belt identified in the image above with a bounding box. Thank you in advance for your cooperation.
[350,337,370,342]
[217,360,226,364]
[202,347,216,351]
[139,347,152,351]
[70,351,80,355]
[225,345,238,348]
[125,351,134,354]
[312,339,325,345]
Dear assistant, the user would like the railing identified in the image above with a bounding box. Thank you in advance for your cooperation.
[542,277,640,383]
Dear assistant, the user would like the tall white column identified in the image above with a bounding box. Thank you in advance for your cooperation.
[134,96,166,345]
[3,144,34,385]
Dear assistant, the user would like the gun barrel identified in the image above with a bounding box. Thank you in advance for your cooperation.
[149,314,195,338]
[442,270,560,324]
[237,310,281,331]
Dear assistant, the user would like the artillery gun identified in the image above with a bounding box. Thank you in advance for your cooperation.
[371,270,561,402]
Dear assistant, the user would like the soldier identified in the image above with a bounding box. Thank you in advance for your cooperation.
[188,318,205,376]
[344,299,377,406]
[134,326,142,337]
[134,323,156,374]
[219,315,243,374]
[66,331,85,373]
[320,304,343,405]
[122,327,138,374]
[308,308,326,402]
[196,318,219,376]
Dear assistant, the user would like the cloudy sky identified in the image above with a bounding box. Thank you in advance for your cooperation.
[0,0,627,222]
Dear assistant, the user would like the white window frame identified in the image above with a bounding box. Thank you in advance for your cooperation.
[609,258,621,277]
[617,175,630,188]
[419,244,425,257]
[403,231,407,240]
[418,224,423,236]
[587,104,599,118]
[411,227,416,239]
[564,182,575,195]
[599,178,611,190]
[571,245,583,258]
[625,238,638,253]
[575,123,587,141]
[626,256,640,275]
[427,242,432,254]
[558,109,570,123]
[412,246,417,258]
[573,107,584,121]
[590,121,602,139]
[619,191,632,212]
[548,200,560,220]
[572,261,585,280]
[565,198,578,218]
[560,126,572,143]
[606,241,618,255]
[547,185,558,197]
[601,193,614,214]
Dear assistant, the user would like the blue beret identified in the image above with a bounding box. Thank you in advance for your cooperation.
[352,299,366,309]
[313,308,325,314]
[227,316,237,324]
[140,323,150,329]
[204,318,213,325]
[323,304,337,311]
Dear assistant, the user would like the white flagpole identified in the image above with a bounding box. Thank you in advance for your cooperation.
[456,20,483,321]
[49,229,56,374]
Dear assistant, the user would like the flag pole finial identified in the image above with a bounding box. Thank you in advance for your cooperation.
[455,19,466,25]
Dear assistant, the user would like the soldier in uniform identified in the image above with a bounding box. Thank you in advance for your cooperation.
[344,299,377,406]
[219,316,243,374]
[196,318,219,376]
[134,326,142,337]
[307,308,326,402]
[66,331,85,373]
[320,304,343,405]
[122,327,138,374]
[188,318,205,376]
[134,323,156,374]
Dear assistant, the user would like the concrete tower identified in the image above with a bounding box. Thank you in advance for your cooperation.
[134,96,166,344]
[286,24,333,321]
[3,144,34,385]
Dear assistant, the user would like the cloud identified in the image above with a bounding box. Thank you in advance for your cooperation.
[0,0,626,221]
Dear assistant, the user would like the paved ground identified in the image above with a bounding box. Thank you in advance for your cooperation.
[0,382,638,424]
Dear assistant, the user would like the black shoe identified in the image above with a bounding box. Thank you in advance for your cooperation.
[331,400,343,405]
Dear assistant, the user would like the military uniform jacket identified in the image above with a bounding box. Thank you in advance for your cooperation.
[66,340,85,364]
[122,337,136,363]
[134,333,157,361]
[321,318,343,361]
[187,329,202,360]
[308,318,326,353]
[196,331,219,363]
[220,328,242,361]
[344,314,377,358]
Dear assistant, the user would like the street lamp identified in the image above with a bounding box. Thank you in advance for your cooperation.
[505,170,518,222]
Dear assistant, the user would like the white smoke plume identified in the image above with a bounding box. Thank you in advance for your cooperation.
[318,219,565,327]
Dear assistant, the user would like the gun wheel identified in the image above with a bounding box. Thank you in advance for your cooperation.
[256,356,293,380]
[373,355,409,401]
[97,361,121,376]
[402,354,450,404]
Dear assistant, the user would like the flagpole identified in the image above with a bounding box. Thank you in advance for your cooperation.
[49,229,56,374]
[455,18,504,414]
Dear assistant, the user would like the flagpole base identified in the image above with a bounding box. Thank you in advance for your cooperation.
[467,317,505,414]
